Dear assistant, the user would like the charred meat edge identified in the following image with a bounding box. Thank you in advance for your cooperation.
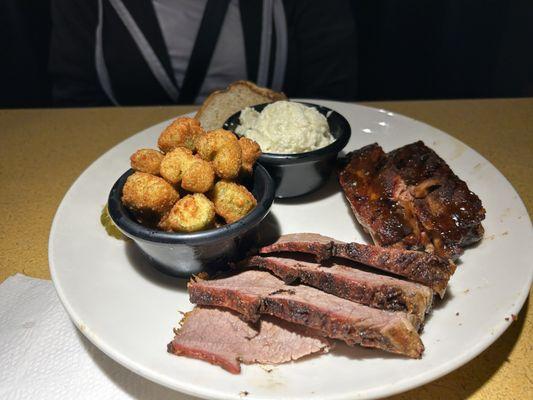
[259,233,455,298]
[241,255,433,326]
[188,271,424,358]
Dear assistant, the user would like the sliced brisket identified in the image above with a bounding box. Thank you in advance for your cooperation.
[168,306,330,374]
[338,141,485,260]
[241,255,433,325]
[189,271,424,358]
[260,233,335,262]
[259,233,454,297]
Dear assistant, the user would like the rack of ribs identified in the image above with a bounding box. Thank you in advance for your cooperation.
[338,141,485,260]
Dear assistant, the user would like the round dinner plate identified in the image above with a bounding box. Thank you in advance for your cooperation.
[49,100,532,400]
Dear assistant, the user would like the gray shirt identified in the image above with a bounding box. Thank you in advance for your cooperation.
[152,0,247,103]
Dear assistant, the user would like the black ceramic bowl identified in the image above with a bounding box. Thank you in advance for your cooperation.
[223,102,351,198]
[107,164,275,277]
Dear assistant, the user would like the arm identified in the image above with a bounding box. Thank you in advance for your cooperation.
[284,0,357,100]
[49,0,111,106]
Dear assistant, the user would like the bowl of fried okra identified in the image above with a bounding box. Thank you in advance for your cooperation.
[107,117,275,277]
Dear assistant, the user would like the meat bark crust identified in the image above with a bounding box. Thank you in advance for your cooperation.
[338,141,485,260]
[259,232,335,261]
[241,255,433,325]
[189,271,424,358]
[259,233,454,297]
[168,307,330,374]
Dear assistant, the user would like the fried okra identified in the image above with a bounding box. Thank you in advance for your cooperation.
[122,120,261,233]
[159,147,195,185]
[159,147,215,193]
[238,137,261,175]
[130,149,164,175]
[196,129,242,180]
[163,193,215,232]
[122,172,179,221]
[158,117,204,153]
[181,158,215,193]
[211,181,257,224]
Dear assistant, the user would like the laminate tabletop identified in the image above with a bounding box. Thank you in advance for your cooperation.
[1,98,531,399]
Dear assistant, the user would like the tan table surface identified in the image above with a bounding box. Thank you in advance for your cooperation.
[1,98,531,399]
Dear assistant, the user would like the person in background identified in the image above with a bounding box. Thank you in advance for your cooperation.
[49,0,357,107]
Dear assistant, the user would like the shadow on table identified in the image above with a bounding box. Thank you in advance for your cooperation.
[388,296,530,400]
[78,329,199,400]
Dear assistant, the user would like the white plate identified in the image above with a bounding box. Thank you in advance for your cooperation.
[49,100,532,400]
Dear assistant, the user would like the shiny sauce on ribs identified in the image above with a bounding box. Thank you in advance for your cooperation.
[338,141,485,260]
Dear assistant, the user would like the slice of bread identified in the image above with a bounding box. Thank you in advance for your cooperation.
[195,81,287,131]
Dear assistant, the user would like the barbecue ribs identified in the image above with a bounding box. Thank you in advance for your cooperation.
[338,141,485,260]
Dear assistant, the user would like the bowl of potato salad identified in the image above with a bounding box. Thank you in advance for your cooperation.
[224,101,351,198]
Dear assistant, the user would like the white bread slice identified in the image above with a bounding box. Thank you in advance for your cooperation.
[195,80,287,131]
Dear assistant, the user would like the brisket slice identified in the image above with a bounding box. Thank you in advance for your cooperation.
[168,307,330,374]
[241,255,433,326]
[259,233,454,297]
[260,233,335,262]
[189,270,424,358]
[338,141,485,260]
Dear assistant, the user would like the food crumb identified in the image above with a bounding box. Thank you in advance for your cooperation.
[463,289,470,294]
[239,391,249,397]
[194,272,210,280]
[505,317,509,321]
[501,231,509,236]
[455,312,460,316]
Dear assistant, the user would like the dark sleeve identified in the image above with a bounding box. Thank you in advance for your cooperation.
[284,0,357,100]
[49,0,111,106]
